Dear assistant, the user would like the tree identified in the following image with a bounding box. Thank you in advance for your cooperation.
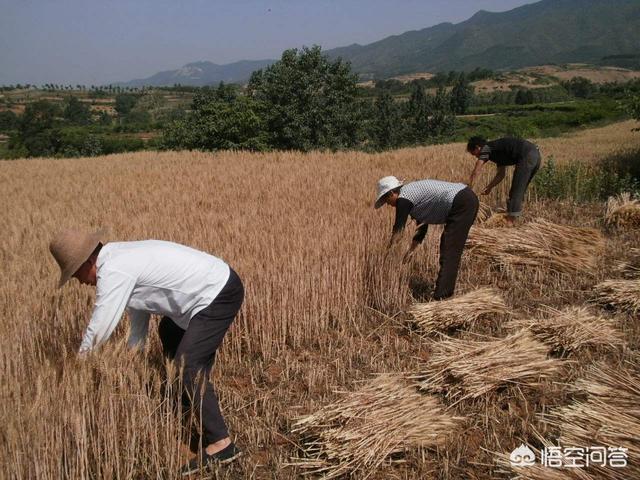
[515,89,534,105]
[162,84,268,151]
[63,96,92,125]
[450,73,474,114]
[247,45,361,151]
[114,93,138,116]
[629,95,640,130]
[563,77,596,99]
[428,87,455,139]
[371,91,402,149]
[0,110,18,132]
[406,83,430,142]
[9,100,61,157]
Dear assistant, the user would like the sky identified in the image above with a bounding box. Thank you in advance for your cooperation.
[0,0,535,86]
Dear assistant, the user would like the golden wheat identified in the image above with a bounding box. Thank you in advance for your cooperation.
[0,121,638,479]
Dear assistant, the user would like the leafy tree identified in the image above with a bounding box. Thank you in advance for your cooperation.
[405,83,430,141]
[247,46,361,151]
[563,77,596,99]
[0,110,18,132]
[428,87,455,138]
[162,85,268,151]
[450,73,474,114]
[114,93,138,116]
[629,95,640,130]
[515,89,534,105]
[63,96,92,125]
[19,100,60,138]
[371,91,402,149]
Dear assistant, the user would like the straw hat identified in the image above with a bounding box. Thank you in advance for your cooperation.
[374,176,403,209]
[49,227,108,287]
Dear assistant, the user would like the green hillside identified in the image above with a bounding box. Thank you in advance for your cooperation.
[327,0,640,78]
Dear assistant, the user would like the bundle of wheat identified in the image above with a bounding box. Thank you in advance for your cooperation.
[482,212,511,228]
[407,288,509,335]
[613,248,640,279]
[508,306,624,355]
[475,202,494,224]
[605,193,640,229]
[418,330,563,403]
[540,362,640,480]
[290,374,464,479]
[593,279,640,315]
[466,219,604,274]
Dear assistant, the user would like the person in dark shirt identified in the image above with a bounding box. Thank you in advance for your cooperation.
[375,175,479,300]
[466,136,542,223]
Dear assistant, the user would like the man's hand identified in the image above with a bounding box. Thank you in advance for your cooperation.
[481,186,493,195]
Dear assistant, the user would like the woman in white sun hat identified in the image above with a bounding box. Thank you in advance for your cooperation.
[375,175,479,300]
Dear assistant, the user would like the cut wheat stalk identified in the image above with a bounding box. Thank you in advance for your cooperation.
[475,202,494,224]
[482,212,511,228]
[613,248,640,279]
[290,373,464,479]
[592,279,640,315]
[417,330,564,403]
[538,362,640,480]
[466,219,604,274]
[605,192,640,229]
[508,306,625,355]
[407,288,509,335]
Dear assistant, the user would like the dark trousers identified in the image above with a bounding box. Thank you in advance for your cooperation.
[507,147,541,217]
[433,187,479,300]
[158,268,244,445]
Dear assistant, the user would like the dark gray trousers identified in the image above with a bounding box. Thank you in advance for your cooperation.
[434,187,479,300]
[159,268,244,445]
[507,147,542,217]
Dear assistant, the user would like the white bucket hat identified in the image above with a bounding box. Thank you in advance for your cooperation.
[374,176,403,209]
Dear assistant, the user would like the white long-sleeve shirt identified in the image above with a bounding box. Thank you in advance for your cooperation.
[79,240,230,353]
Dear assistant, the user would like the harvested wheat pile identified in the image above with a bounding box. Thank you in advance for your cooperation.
[605,193,640,229]
[407,288,509,335]
[613,248,640,279]
[593,279,640,314]
[508,306,624,355]
[418,330,563,403]
[466,219,604,273]
[290,374,464,479]
[475,202,494,224]
[482,212,511,228]
[540,362,640,480]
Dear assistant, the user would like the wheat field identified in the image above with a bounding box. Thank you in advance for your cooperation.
[1,121,639,479]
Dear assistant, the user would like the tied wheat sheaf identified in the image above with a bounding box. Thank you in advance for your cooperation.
[536,362,640,480]
[416,330,564,403]
[290,374,465,479]
[466,219,604,274]
[605,193,640,229]
[407,287,509,335]
[593,279,640,314]
[508,306,625,355]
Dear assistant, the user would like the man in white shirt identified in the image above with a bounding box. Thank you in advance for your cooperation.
[49,228,244,474]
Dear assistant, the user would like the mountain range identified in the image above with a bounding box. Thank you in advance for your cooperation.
[120,0,640,87]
